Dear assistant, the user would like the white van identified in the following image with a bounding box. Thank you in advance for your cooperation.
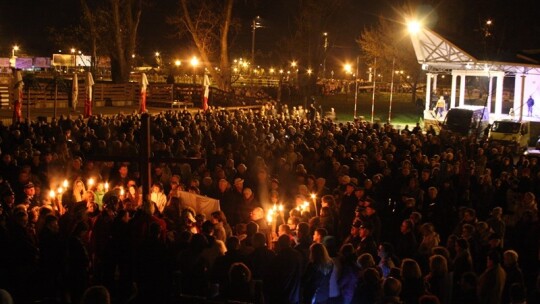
[489,120,530,151]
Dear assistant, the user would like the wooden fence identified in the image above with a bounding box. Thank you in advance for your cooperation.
[0,73,260,110]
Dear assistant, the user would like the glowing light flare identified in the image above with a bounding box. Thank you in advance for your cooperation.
[407,20,421,34]
[175,60,181,67]
[344,63,352,74]
[49,190,56,198]
[190,56,200,68]
[310,193,316,200]
[120,187,125,196]
[87,178,95,188]
[63,179,69,188]
[104,182,109,191]
[57,187,64,194]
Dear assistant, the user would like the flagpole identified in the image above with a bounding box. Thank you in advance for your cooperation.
[371,58,377,124]
[388,57,395,123]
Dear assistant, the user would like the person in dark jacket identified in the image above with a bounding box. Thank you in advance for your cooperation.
[396,219,418,259]
[502,250,524,304]
[356,222,377,259]
[264,235,303,304]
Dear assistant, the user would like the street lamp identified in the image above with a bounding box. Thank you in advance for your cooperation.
[155,51,161,68]
[344,58,360,119]
[12,45,19,58]
[291,60,298,85]
[251,16,262,68]
[322,32,329,78]
[190,56,200,84]
[407,20,421,34]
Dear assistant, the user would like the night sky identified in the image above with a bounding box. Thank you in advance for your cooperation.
[1,0,540,66]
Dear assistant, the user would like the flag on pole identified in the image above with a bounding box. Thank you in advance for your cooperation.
[202,73,210,111]
[140,73,148,113]
[12,71,23,124]
[72,73,79,111]
[84,72,94,118]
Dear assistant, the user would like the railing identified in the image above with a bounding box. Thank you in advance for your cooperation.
[0,72,262,109]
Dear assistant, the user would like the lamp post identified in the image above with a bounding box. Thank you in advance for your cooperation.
[322,32,328,79]
[344,63,352,105]
[251,16,262,68]
[155,51,161,68]
[11,45,19,68]
[190,56,199,84]
[291,60,298,86]
[251,16,262,87]
[371,58,377,124]
[12,45,19,58]
[353,56,359,119]
[388,58,395,123]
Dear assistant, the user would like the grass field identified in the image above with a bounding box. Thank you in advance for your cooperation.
[317,92,419,125]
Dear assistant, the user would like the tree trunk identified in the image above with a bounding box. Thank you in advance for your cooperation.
[110,57,130,84]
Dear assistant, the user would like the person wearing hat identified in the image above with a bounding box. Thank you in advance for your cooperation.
[355,222,377,259]
[361,202,381,242]
[232,177,244,198]
[22,182,39,208]
[343,220,362,249]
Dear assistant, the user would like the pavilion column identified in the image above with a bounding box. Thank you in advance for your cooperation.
[432,74,438,96]
[495,72,504,116]
[425,73,432,111]
[459,74,466,107]
[486,75,493,121]
[450,73,457,108]
[514,74,523,113]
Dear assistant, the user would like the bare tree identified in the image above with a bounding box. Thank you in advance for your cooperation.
[172,0,235,91]
[80,0,143,83]
[357,17,424,102]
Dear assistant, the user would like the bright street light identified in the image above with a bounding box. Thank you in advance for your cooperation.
[307,68,313,75]
[407,20,421,34]
[175,60,181,67]
[190,56,200,68]
[155,51,160,57]
[343,63,352,74]
[291,60,297,68]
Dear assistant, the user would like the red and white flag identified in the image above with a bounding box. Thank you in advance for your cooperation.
[140,73,148,113]
[12,71,23,124]
[84,72,94,118]
[202,74,210,111]
[72,73,79,111]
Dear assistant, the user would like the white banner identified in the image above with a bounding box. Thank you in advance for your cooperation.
[177,191,220,219]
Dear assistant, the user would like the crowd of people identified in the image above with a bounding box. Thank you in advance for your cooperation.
[0,104,539,304]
